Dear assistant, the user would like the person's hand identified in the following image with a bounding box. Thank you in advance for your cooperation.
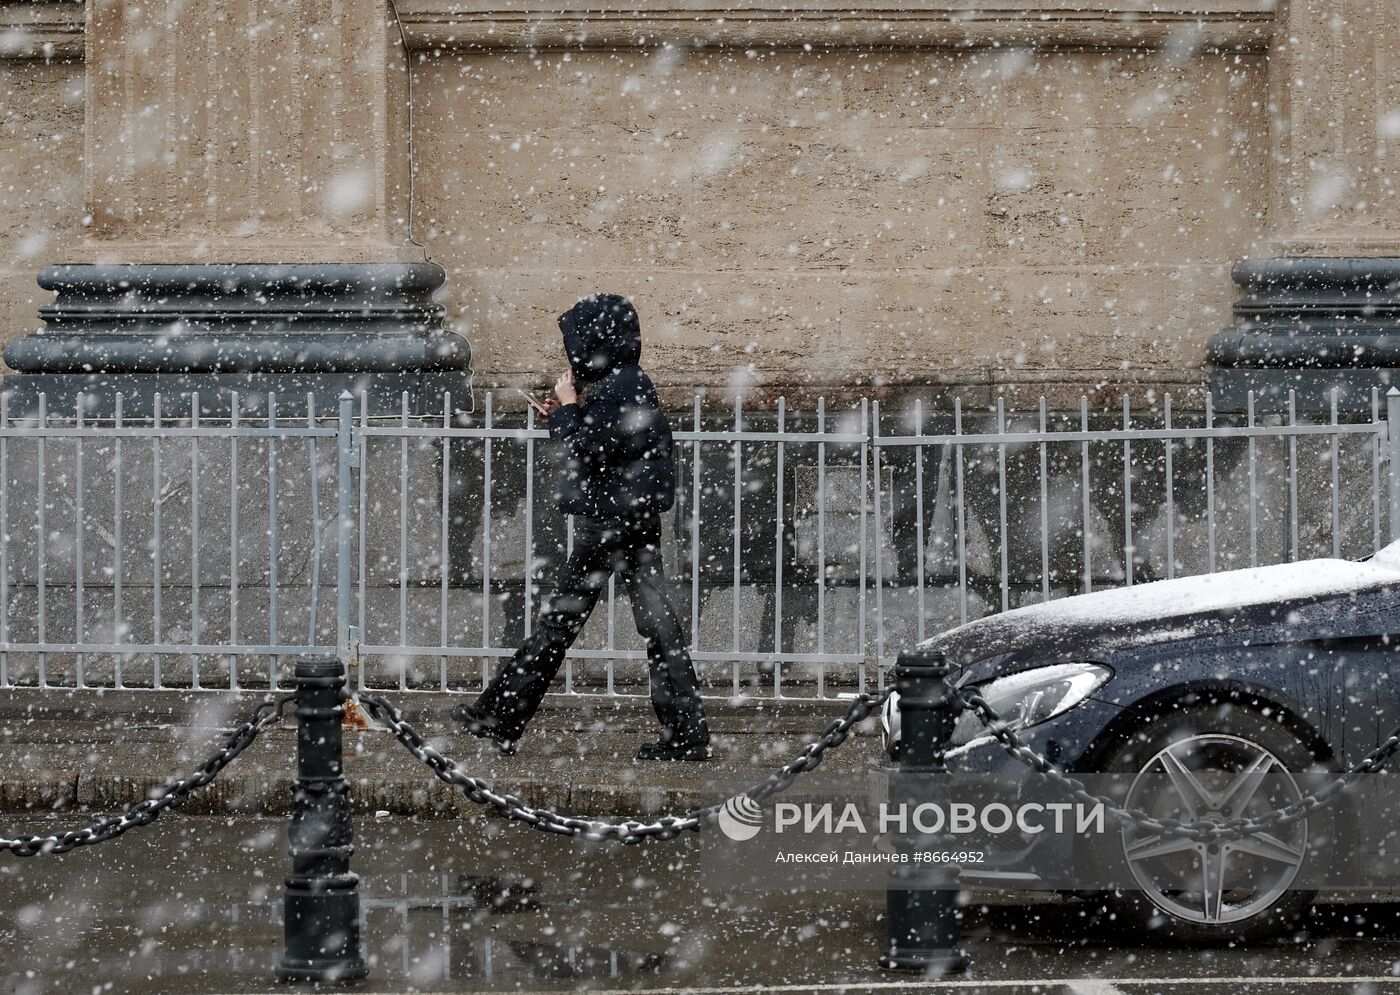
[555,368,577,407]
[541,395,561,416]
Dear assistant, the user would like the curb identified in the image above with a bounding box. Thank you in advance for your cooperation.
[0,693,886,821]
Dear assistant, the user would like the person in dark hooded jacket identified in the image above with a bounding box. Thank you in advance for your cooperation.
[451,293,712,761]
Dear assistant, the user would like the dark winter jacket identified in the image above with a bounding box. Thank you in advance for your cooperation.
[548,294,676,519]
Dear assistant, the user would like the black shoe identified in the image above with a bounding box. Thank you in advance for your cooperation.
[449,704,518,756]
[636,739,713,762]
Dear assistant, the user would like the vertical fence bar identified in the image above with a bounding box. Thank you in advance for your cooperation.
[306,395,321,654]
[604,431,621,694]
[1389,389,1400,545]
[773,395,785,697]
[732,395,742,696]
[1121,395,1132,588]
[151,393,162,689]
[228,392,240,690]
[858,397,869,692]
[337,392,354,665]
[357,393,368,688]
[1205,392,1217,574]
[816,396,826,696]
[1374,387,1383,553]
[1331,387,1342,559]
[0,393,8,688]
[913,399,925,643]
[74,397,85,686]
[399,392,410,670]
[440,392,451,691]
[268,394,279,687]
[36,392,46,687]
[605,564,616,694]
[523,405,534,642]
[481,392,493,686]
[190,393,200,689]
[1080,395,1091,595]
[1163,393,1174,581]
[873,399,884,667]
[113,394,125,684]
[691,396,702,655]
[563,512,573,696]
[997,398,1009,611]
[606,393,619,693]
[1288,390,1299,562]
[954,398,967,624]
[1247,390,1258,568]
[1038,397,1050,600]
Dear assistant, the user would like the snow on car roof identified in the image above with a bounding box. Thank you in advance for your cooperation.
[947,540,1400,638]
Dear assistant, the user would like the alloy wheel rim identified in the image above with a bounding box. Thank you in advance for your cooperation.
[1120,733,1308,926]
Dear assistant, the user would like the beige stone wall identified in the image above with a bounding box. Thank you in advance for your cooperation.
[0,2,1291,405]
[413,47,1269,405]
[76,0,416,264]
[1268,0,1400,255]
[0,58,82,350]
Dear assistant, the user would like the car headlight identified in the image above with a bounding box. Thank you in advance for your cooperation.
[881,662,1113,754]
[950,662,1112,745]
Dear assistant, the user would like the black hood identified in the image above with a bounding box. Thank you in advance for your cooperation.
[558,293,642,385]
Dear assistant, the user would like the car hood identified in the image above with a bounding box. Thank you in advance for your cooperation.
[918,546,1400,679]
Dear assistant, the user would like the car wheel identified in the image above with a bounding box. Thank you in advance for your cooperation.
[1090,701,1320,943]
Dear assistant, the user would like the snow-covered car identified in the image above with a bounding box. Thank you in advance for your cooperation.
[881,542,1400,942]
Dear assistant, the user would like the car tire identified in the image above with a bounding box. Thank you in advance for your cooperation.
[1087,699,1321,944]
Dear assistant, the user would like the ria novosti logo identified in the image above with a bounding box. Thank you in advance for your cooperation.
[716,796,1107,843]
[717,795,764,841]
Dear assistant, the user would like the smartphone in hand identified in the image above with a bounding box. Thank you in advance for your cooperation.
[517,388,551,418]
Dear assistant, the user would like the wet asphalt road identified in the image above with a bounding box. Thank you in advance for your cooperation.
[4,816,1400,995]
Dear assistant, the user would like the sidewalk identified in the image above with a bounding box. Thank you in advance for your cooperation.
[0,689,885,820]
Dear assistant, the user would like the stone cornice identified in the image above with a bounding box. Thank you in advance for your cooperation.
[0,1,82,60]
[397,0,1277,52]
[0,1,1277,61]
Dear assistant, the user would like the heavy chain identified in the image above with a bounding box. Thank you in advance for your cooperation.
[1,694,294,857]
[355,688,891,845]
[955,687,1400,843]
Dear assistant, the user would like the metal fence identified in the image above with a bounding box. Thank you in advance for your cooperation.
[0,386,1396,700]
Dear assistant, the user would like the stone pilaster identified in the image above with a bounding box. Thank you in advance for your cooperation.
[1209,0,1400,410]
[3,0,470,415]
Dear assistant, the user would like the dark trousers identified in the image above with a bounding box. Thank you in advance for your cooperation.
[474,514,709,743]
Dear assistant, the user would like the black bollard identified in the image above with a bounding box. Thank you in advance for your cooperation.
[277,656,369,984]
[880,650,970,974]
